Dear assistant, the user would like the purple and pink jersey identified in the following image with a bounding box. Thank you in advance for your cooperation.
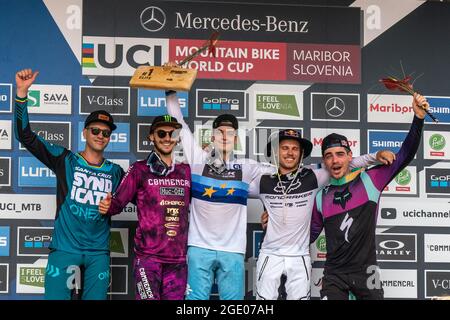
[107,155,191,263]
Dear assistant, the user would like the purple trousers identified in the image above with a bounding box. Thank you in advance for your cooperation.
[134,257,187,300]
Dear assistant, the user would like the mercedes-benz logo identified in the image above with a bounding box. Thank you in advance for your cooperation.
[140,6,166,32]
[325,97,345,118]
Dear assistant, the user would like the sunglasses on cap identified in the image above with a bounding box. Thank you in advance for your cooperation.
[87,127,112,138]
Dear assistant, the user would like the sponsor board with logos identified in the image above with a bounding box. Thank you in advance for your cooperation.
[376,232,417,262]
[27,84,71,114]
[137,90,188,117]
[108,265,129,295]
[19,121,71,150]
[16,259,47,294]
[380,269,417,299]
[78,122,130,152]
[18,157,56,188]
[0,264,9,293]
[367,129,409,154]
[0,120,12,150]
[254,90,304,121]
[423,131,450,160]
[310,233,327,262]
[194,123,246,155]
[0,194,56,220]
[367,94,414,123]
[424,234,450,263]
[79,86,130,115]
[425,270,450,299]
[0,157,11,187]
[196,89,246,119]
[310,128,360,157]
[17,227,53,257]
[110,159,130,173]
[425,96,450,124]
[311,92,359,122]
[0,83,12,113]
[377,197,450,227]
[110,228,129,258]
[252,126,303,157]
[424,167,450,195]
[111,204,138,221]
[383,166,417,195]
[0,227,10,257]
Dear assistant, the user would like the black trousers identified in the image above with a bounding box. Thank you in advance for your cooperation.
[320,271,384,300]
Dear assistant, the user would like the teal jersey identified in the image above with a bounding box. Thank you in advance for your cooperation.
[14,96,124,255]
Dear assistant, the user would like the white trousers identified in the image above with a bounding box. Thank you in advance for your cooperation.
[255,253,311,300]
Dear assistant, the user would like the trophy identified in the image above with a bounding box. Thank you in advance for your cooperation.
[129,31,219,91]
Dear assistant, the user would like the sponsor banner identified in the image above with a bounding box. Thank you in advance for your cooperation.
[108,265,128,295]
[310,128,360,157]
[0,264,9,293]
[425,167,450,195]
[424,131,450,160]
[16,259,47,294]
[79,86,130,115]
[383,166,417,195]
[82,36,169,76]
[78,122,130,152]
[17,227,53,257]
[424,234,450,263]
[137,123,152,152]
[253,126,303,156]
[311,93,359,121]
[377,197,450,227]
[368,130,408,154]
[0,83,12,113]
[311,268,324,298]
[254,90,305,121]
[0,194,56,220]
[110,159,130,172]
[425,96,450,124]
[18,157,56,188]
[376,233,417,262]
[287,43,360,83]
[367,94,414,123]
[0,157,11,187]
[252,230,263,258]
[83,1,360,43]
[110,228,129,258]
[0,227,10,257]
[171,39,286,80]
[425,270,450,299]
[194,124,246,155]
[380,269,417,299]
[19,121,71,150]
[137,90,188,117]
[111,204,138,221]
[196,89,246,119]
[27,84,72,114]
[310,233,327,262]
[0,120,12,150]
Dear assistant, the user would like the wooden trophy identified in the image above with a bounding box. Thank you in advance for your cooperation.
[129,31,219,91]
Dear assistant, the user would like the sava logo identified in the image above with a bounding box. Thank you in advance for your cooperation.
[160,187,185,196]
[27,85,72,114]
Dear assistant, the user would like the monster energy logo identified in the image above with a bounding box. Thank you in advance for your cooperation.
[429,134,446,151]
[164,115,172,122]
[395,169,411,186]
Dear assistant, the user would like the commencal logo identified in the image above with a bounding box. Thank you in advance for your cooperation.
[256,94,299,117]
[429,134,446,151]
[27,90,40,107]
[395,169,411,186]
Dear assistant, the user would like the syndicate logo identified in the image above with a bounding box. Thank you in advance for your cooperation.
[255,93,301,120]
[140,6,166,32]
[27,85,72,114]
[17,227,53,256]
[0,83,12,113]
[16,260,47,294]
[424,234,450,263]
[425,270,450,298]
[310,128,360,157]
[367,94,414,123]
[425,96,450,124]
[196,89,246,119]
[0,157,11,186]
[311,93,359,121]
[18,157,56,188]
[425,168,450,195]
[0,120,12,150]
[19,122,71,150]
[375,233,416,262]
[110,228,128,258]
[82,36,169,76]
[0,227,10,257]
[79,86,130,115]
[78,122,130,152]
[368,130,408,154]
[137,90,188,117]
[108,265,128,295]
[0,264,8,293]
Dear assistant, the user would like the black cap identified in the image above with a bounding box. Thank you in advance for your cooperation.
[84,110,116,131]
[266,129,313,158]
[321,133,351,155]
[150,114,182,133]
[213,114,238,130]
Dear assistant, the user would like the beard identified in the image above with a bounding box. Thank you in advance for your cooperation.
[154,141,174,156]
